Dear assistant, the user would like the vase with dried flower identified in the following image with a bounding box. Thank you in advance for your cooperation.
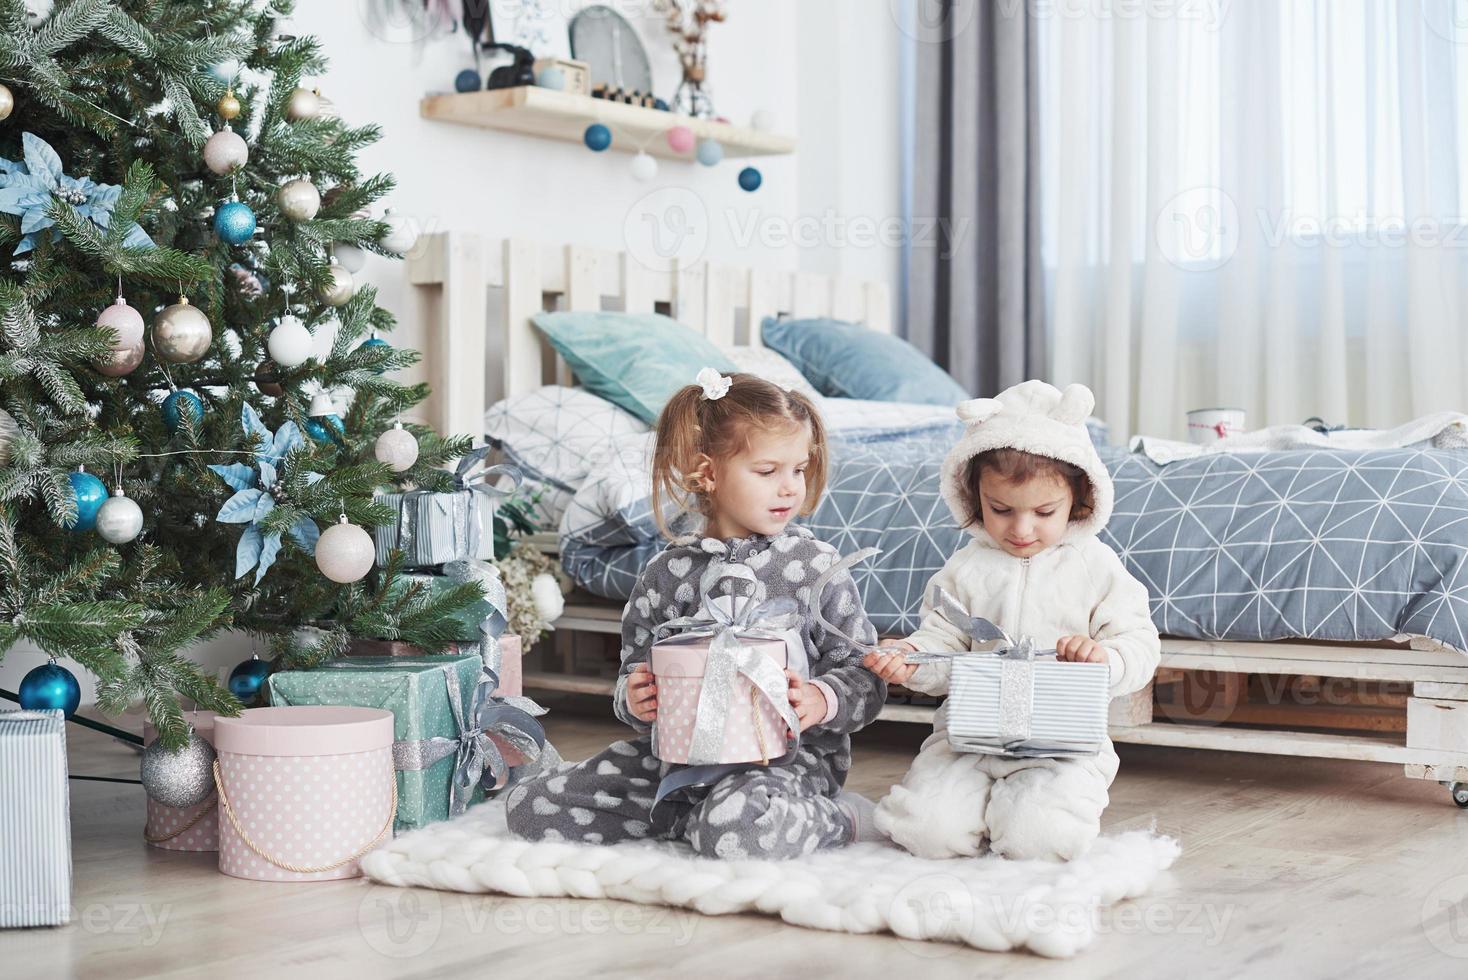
[656,0,725,119]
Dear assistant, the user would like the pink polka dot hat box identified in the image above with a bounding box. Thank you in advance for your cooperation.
[650,636,790,765]
[143,710,220,852]
[212,706,396,882]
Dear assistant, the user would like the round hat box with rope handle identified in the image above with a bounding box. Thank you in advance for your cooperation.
[142,711,221,852]
[212,706,397,882]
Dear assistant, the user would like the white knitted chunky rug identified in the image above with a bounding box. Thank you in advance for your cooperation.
[360,801,1180,958]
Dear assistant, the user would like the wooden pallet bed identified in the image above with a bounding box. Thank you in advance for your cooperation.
[408,230,1468,805]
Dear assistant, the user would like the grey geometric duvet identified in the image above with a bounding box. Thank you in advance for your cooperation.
[561,427,1468,653]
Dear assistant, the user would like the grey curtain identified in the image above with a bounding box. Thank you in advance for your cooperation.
[902,0,1046,397]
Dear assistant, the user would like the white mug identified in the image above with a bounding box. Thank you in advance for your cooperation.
[1186,407,1246,445]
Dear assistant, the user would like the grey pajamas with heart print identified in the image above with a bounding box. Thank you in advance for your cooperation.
[506,526,885,860]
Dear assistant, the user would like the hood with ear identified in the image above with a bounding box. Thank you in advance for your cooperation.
[940,380,1114,546]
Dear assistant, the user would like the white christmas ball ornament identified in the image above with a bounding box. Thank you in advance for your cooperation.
[25,0,52,28]
[333,242,366,272]
[316,515,375,583]
[277,178,321,222]
[630,151,658,182]
[316,262,355,307]
[266,315,313,368]
[374,422,419,473]
[203,127,248,175]
[379,209,417,254]
[96,488,144,545]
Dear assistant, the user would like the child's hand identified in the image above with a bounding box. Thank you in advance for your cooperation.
[1056,635,1108,664]
[785,668,827,733]
[863,640,919,686]
[627,663,659,723]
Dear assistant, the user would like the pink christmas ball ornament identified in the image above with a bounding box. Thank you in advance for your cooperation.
[94,297,146,377]
[666,125,696,155]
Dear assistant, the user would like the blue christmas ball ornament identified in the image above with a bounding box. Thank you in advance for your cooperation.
[305,414,346,445]
[20,661,81,718]
[454,68,481,93]
[696,138,724,166]
[65,469,107,531]
[162,389,205,433]
[738,166,763,192]
[214,199,256,245]
[227,657,271,703]
[584,123,612,152]
[360,336,391,374]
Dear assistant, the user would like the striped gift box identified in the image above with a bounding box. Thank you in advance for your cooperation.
[947,654,1110,759]
[0,709,71,927]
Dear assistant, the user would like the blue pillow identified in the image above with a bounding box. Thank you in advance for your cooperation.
[760,316,970,405]
[532,311,738,424]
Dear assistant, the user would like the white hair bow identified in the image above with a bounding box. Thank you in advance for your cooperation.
[696,367,732,401]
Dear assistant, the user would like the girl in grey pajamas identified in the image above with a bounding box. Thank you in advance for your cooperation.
[506,372,887,859]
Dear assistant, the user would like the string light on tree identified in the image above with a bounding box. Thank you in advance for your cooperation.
[152,294,212,363]
[374,420,419,472]
[203,125,248,175]
[315,511,376,583]
[93,289,145,377]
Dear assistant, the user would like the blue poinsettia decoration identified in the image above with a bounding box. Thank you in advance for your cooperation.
[209,404,320,585]
[0,132,155,254]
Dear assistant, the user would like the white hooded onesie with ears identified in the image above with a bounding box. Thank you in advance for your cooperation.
[873,380,1161,862]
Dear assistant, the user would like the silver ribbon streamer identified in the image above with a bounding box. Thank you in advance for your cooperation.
[997,639,1037,743]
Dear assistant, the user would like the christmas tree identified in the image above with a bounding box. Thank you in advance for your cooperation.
[0,0,487,747]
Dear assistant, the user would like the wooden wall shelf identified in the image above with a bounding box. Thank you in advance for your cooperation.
[420,86,796,160]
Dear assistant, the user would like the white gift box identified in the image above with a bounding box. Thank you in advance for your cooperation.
[0,709,71,927]
[946,645,1111,758]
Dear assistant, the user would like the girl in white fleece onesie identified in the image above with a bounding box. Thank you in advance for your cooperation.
[864,380,1160,862]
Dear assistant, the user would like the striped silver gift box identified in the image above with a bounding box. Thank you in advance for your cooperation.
[372,489,493,569]
[946,645,1110,759]
[0,709,71,927]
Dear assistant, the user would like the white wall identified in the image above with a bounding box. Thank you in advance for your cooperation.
[0,0,903,707]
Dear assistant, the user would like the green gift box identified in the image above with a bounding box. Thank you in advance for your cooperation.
[266,654,487,833]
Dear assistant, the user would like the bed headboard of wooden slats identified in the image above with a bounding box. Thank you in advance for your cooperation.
[407,232,894,441]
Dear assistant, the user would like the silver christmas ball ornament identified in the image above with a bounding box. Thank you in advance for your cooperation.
[379,209,416,255]
[316,514,375,583]
[203,127,248,175]
[152,296,212,364]
[96,487,144,545]
[277,178,321,222]
[374,422,419,473]
[316,261,355,307]
[285,87,322,122]
[140,728,216,808]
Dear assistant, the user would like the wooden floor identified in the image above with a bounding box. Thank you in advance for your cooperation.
[7,695,1468,979]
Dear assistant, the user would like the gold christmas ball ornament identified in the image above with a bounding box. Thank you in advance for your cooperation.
[276,177,321,222]
[0,83,13,122]
[152,296,212,364]
[217,88,241,121]
[285,86,321,122]
[316,261,355,307]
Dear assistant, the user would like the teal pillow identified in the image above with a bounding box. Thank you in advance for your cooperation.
[532,311,738,423]
[761,316,970,405]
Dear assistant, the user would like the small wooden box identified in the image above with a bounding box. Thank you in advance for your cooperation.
[1407,695,1468,752]
[534,57,590,96]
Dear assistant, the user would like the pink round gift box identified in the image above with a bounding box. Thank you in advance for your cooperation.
[212,706,396,882]
[650,637,790,765]
[142,710,220,852]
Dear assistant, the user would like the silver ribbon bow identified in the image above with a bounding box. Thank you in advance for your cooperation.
[896,586,1014,663]
[653,562,804,767]
[389,663,552,815]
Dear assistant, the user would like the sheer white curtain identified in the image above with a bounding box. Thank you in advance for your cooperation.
[1039,0,1468,441]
